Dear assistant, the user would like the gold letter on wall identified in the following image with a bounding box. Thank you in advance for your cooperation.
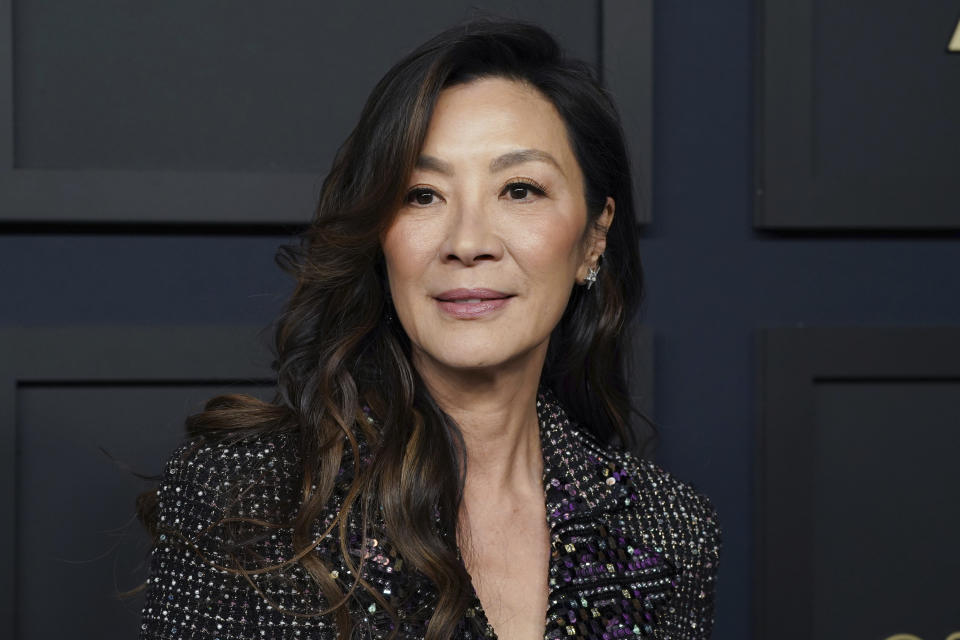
[949,16,960,51]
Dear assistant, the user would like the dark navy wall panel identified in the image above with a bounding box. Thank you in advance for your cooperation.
[647,2,960,639]
[0,235,292,325]
[2,0,659,224]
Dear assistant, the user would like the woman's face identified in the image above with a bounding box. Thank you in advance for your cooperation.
[381,76,613,377]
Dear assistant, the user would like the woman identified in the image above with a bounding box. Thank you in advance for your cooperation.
[138,18,721,640]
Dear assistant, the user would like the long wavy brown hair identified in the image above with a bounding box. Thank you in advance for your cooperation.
[137,17,652,640]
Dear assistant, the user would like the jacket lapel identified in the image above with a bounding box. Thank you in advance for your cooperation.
[537,387,678,639]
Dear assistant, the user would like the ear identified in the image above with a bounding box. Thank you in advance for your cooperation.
[577,197,615,284]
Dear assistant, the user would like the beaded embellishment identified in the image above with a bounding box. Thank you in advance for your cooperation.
[139,385,721,639]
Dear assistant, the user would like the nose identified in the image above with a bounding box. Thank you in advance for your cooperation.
[438,197,503,266]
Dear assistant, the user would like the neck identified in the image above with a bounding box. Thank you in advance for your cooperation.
[413,347,546,495]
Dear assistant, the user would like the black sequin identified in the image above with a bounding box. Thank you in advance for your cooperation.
[139,386,721,639]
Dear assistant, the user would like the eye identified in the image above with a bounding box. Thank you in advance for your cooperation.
[501,179,547,202]
[406,187,441,207]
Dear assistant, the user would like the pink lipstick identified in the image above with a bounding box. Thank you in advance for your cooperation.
[434,288,514,319]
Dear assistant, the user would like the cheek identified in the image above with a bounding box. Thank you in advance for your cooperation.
[381,221,435,287]
[380,220,446,342]
[511,219,585,283]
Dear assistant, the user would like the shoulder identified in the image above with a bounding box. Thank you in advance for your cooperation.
[569,426,722,567]
[577,431,723,637]
[628,452,722,558]
[141,433,348,639]
[623,445,720,536]
[155,431,302,542]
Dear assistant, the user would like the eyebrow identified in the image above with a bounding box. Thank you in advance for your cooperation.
[414,148,564,177]
[490,149,564,175]
[415,154,455,176]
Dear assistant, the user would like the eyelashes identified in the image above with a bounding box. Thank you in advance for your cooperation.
[406,187,439,207]
[404,178,548,207]
[502,178,547,201]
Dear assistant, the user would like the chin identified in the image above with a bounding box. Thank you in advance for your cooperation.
[425,350,509,372]
[413,337,543,375]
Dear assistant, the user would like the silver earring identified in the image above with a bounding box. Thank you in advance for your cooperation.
[585,253,604,289]
[585,265,599,289]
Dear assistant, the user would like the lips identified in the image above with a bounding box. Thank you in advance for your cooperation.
[434,288,514,302]
[434,288,515,319]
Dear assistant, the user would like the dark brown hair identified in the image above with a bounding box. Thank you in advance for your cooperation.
[138,17,651,640]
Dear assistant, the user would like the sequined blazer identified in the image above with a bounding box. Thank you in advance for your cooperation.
[139,387,721,639]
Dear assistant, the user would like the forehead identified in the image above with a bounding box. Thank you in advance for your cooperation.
[423,77,579,171]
